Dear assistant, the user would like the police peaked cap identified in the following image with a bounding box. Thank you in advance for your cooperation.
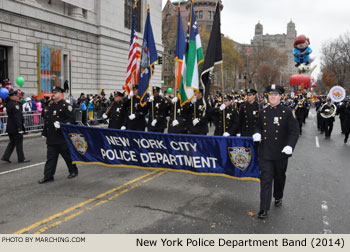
[245,88,257,95]
[152,86,161,92]
[114,91,124,97]
[8,89,19,96]
[52,86,64,93]
[267,84,284,94]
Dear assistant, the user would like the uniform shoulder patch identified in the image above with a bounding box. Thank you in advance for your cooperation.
[15,105,20,110]
[68,105,73,112]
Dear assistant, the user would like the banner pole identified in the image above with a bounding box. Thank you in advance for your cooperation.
[221,63,226,132]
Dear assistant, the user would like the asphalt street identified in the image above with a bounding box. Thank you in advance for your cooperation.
[0,109,349,234]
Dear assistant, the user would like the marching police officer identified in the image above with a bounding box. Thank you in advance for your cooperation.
[253,84,299,219]
[103,91,127,130]
[126,85,147,131]
[168,94,188,134]
[343,98,350,143]
[147,87,168,133]
[212,95,240,136]
[187,88,210,135]
[1,90,30,163]
[321,97,336,139]
[239,88,260,136]
[39,86,78,184]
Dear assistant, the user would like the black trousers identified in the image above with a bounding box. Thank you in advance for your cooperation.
[259,158,289,211]
[43,144,78,179]
[323,119,334,137]
[2,133,25,161]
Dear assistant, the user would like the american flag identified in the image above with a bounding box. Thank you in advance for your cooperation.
[125,3,141,94]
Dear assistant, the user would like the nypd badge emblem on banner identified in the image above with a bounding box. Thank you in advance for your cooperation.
[69,133,88,155]
[228,147,252,171]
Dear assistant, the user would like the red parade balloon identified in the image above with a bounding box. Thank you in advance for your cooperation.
[289,74,311,89]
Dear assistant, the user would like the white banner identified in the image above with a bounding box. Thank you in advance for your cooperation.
[61,0,94,11]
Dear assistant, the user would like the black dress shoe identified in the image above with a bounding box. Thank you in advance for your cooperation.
[68,172,78,179]
[275,199,283,207]
[345,138,348,143]
[38,178,54,184]
[258,210,268,219]
[1,158,11,163]
[18,159,31,163]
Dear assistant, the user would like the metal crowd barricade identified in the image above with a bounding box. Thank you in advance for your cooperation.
[0,112,7,136]
[0,111,44,136]
[23,111,44,133]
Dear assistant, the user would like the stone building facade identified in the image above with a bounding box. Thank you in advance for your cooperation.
[251,20,297,78]
[0,0,163,97]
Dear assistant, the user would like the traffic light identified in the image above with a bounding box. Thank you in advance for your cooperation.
[158,56,163,65]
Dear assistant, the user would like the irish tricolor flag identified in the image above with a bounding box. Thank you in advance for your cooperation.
[178,0,204,106]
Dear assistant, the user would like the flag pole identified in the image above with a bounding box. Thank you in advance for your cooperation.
[221,62,226,132]
[174,1,181,121]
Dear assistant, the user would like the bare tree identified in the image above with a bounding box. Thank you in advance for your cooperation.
[321,32,350,90]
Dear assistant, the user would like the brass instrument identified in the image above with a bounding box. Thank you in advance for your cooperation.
[297,98,305,108]
[320,102,337,119]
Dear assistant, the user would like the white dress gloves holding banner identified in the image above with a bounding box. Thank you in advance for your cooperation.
[121,126,126,130]
[54,121,60,129]
[252,133,261,142]
[282,146,293,155]
[172,97,178,103]
[129,114,136,120]
[191,96,197,104]
[102,113,108,119]
[149,95,154,102]
[193,118,200,126]
[220,104,226,111]
[172,120,179,127]
[151,119,157,127]
[128,91,134,99]
[223,132,230,137]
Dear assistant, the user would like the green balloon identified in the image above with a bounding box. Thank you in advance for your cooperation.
[16,76,25,87]
[167,88,172,94]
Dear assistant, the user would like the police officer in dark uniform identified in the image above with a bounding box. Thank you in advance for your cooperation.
[1,90,30,163]
[38,86,78,184]
[295,95,306,135]
[103,91,127,130]
[239,88,260,136]
[147,86,168,133]
[168,93,188,134]
[126,85,147,131]
[321,97,336,139]
[187,88,210,135]
[343,98,350,143]
[253,84,299,219]
[212,95,240,136]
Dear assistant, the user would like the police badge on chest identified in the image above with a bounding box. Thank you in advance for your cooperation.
[53,110,57,116]
[274,117,279,124]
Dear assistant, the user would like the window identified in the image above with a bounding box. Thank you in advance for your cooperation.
[198,10,203,19]
[208,11,212,19]
[195,11,198,19]
[0,47,8,83]
[124,0,142,32]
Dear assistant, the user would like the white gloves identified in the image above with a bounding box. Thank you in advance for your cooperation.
[172,120,179,127]
[121,126,126,130]
[172,97,178,103]
[149,95,154,102]
[191,96,197,104]
[223,132,230,137]
[325,109,330,112]
[220,104,226,111]
[128,90,134,99]
[282,146,293,155]
[129,114,136,120]
[252,133,261,142]
[54,121,60,129]
[193,118,200,126]
[151,119,157,127]
[102,113,108,119]
[18,131,24,134]
[236,133,241,137]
